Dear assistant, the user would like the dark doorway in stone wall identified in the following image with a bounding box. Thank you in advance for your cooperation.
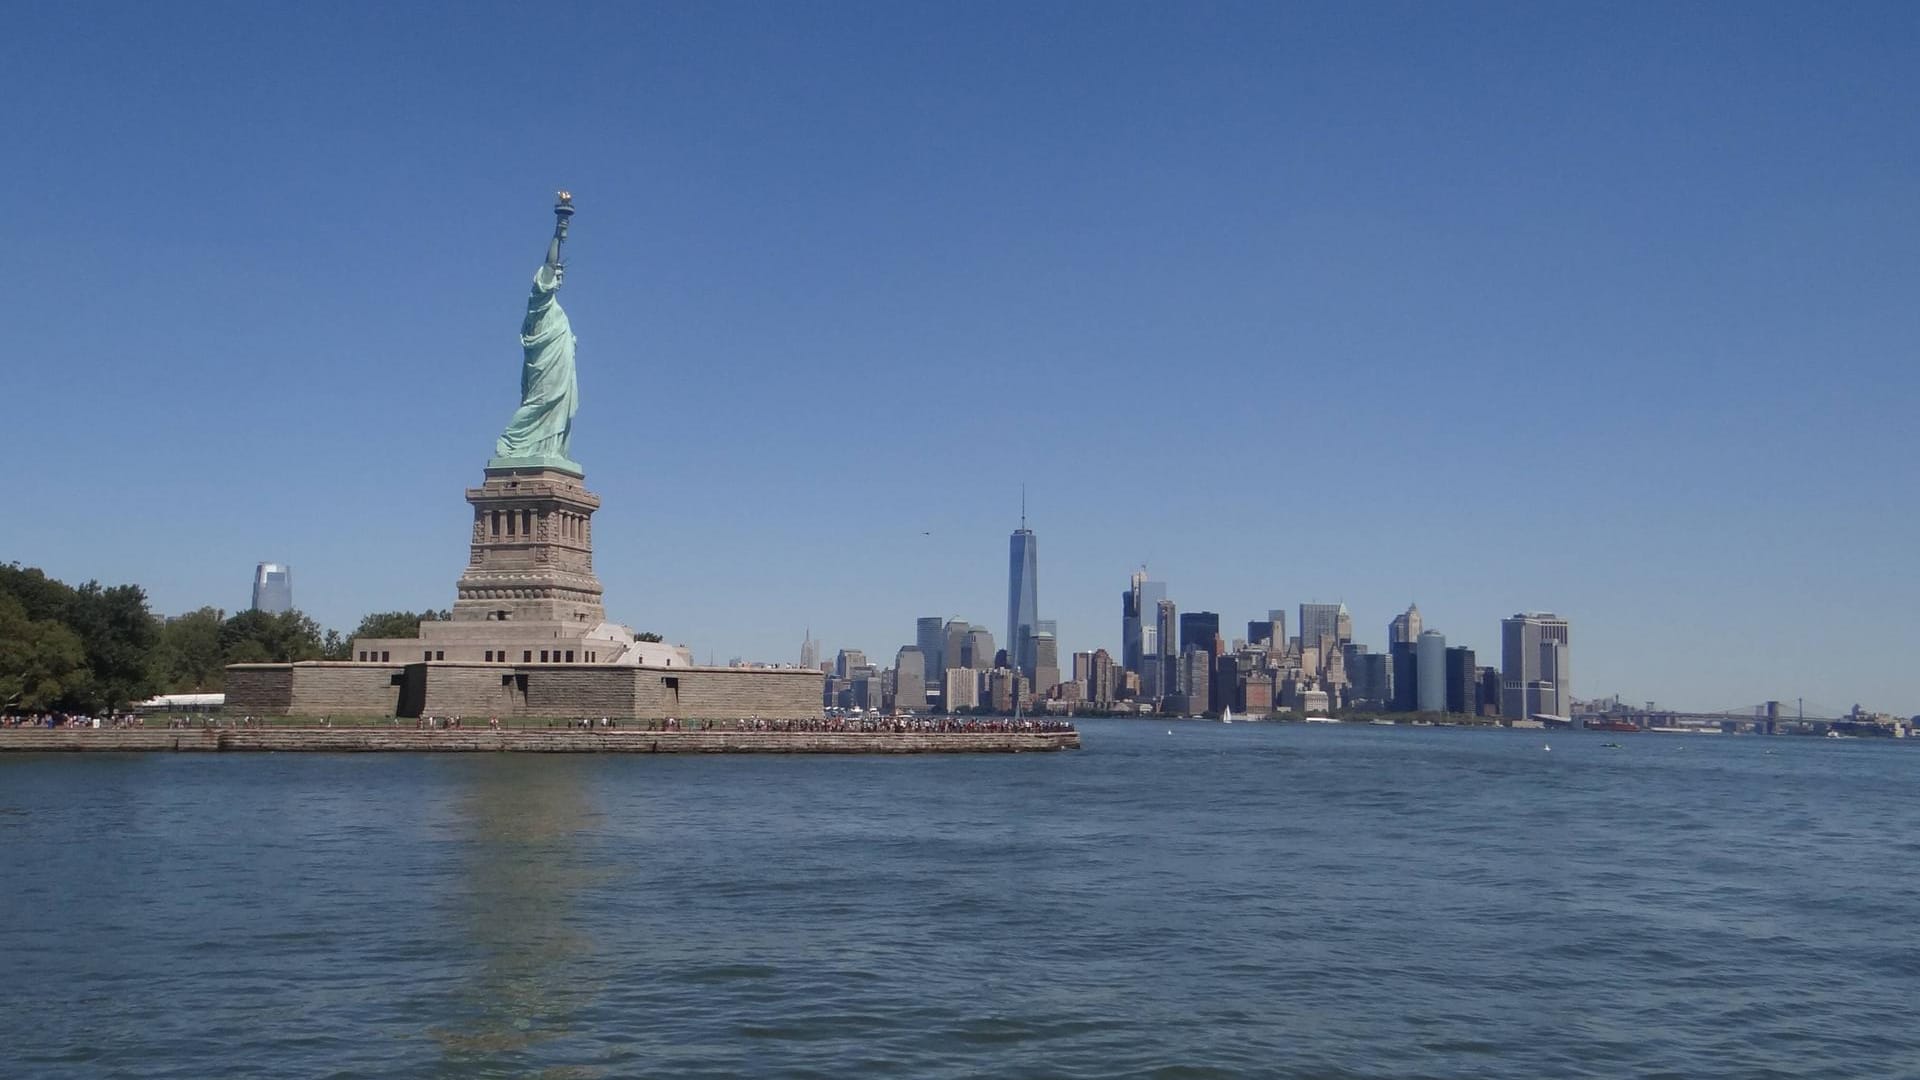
[661,676,680,713]
[397,665,427,718]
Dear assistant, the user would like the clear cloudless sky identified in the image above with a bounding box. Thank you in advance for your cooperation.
[2,2,1915,714]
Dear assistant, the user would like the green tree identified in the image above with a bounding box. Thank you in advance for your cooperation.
[321,629,350,661]
[635,631,664,643]
[220,609,324,664]
[156,606,227,691]
[348,610,450,641]
[0,594,90,712]
[0,564,157,707]
[58,580,160,711]
[0,564,74,623]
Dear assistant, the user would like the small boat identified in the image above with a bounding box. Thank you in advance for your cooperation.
[1602,742,1623,749]
[1222,707,1234,725]
[1304,716,1340,724]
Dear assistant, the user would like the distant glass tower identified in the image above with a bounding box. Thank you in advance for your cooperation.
[1178,611,1221,659]
[1123,570,1145,673]
[1007,504,1038,679]
[1445,646,1478,716]
[916,616,946,681]
[251,562,292,614]
[1122,569,1166,675]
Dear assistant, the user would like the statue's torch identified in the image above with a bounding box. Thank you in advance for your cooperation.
[547,190,574,268]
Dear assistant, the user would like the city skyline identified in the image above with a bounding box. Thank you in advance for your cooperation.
[4,6,1915,714]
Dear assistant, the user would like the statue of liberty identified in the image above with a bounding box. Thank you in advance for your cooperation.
[490,191,583,475]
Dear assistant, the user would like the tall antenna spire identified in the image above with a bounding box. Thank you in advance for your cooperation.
[1021,483,1027,529]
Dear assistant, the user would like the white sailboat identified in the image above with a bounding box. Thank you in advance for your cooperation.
[1222,706,1234,725]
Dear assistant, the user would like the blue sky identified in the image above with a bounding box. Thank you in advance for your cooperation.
[3,3,1915,713]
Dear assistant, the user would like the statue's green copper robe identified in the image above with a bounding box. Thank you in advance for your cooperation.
[492,263,580,473]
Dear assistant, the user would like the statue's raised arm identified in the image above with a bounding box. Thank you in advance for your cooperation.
[490,193,583,476]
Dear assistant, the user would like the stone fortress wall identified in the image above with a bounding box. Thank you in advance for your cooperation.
[229,661,822,721]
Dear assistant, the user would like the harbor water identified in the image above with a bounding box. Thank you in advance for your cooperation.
[2,721,1915,1078]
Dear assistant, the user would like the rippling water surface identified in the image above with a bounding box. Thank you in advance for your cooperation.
[3,722,1917,1078]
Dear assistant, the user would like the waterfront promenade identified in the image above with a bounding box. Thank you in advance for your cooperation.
[0,725,1079,754]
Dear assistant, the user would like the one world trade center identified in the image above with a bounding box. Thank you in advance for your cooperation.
[1007,508,1038,680]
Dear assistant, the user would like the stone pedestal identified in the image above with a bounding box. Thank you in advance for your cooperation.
[454,466,604,627]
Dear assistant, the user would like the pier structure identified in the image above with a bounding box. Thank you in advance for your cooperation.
[0,728,1079,754]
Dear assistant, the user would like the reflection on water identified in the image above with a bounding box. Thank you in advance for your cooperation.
[429,760,609,1068]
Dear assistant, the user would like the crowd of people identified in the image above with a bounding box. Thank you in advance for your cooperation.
[0,713,145,729]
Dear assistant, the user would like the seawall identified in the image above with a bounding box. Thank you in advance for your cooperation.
[0,729,1080,755]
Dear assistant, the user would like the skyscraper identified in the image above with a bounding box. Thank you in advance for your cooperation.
[945,668,980,712]
[1179,611,1221,659]
[1031,632,1060,697]
[1445,646,1478,716]
[893,645,927,713]
[1389,639,1418,712]
[1351,650,1392,710]
[1089,648,1116,706]
[1299,603,1344,655]
[1155,598,1178,701]
[800,628,820,671]
[964,626,995,670]
[1478,667,1502,718]
[835,648,867,679]
[1123,570,1145,674]
[1007,511,1038,679]
[915,616,946,681]
[1139,579,1166,664]
[1416,629,1448,713]
[1265,609,1288,658]
[1181,648,1212,714]
[251,562,292,614]
[1389,604,1422,646]
[1502,613,1571,719]
[1122,570,1166,675]
[944,620,970,676]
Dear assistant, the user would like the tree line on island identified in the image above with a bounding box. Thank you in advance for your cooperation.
[1,564,663,714]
